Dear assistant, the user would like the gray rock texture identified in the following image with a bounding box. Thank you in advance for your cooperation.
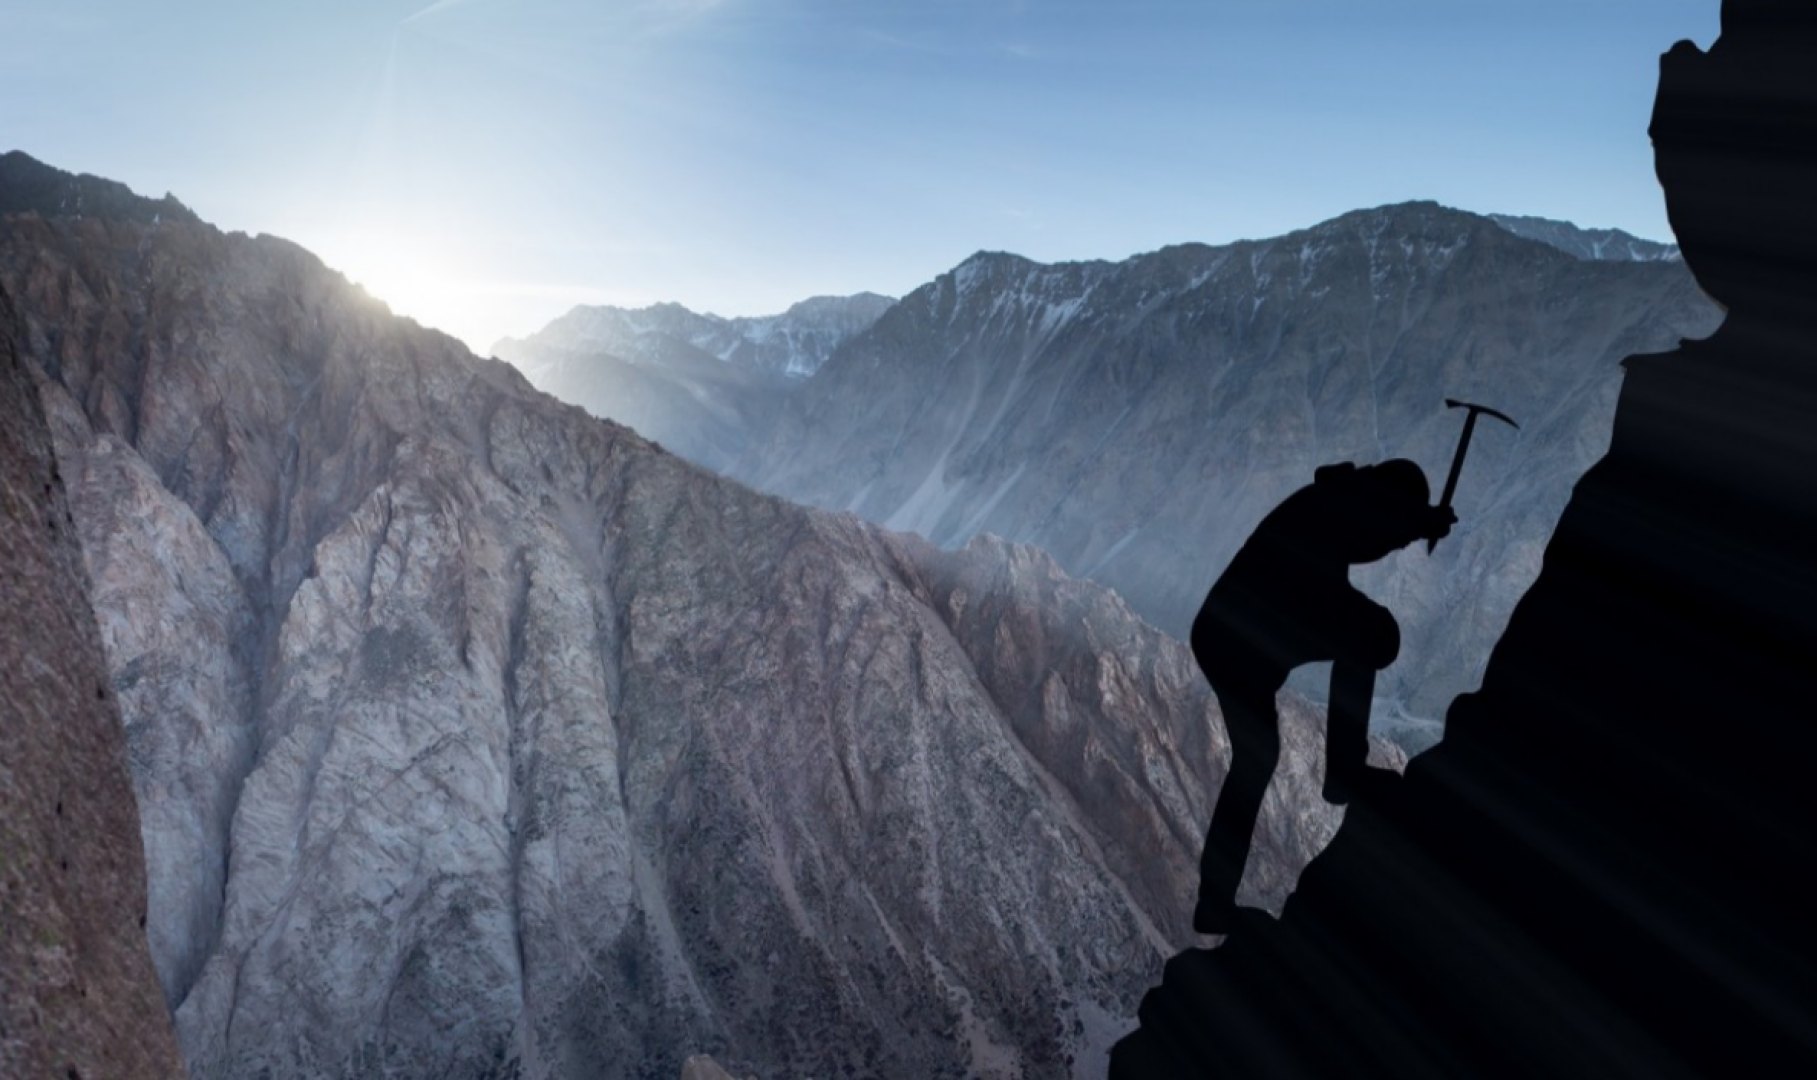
[0,285,186,1080]
[1,153,1380,1080]
[730,202,1723,727]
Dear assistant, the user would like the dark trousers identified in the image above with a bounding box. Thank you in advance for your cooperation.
[1198,677,1280,920]
[1197,661,1374,920]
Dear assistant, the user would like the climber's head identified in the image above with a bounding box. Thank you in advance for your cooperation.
[1328,458,1446,563]
[1368,458,1431,507]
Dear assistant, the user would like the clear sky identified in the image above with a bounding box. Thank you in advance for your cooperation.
[3,1,1720,355]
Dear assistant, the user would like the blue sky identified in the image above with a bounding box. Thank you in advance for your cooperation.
[2,0,1720,353]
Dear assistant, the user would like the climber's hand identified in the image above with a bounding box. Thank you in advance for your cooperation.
[1427,505,1458,541]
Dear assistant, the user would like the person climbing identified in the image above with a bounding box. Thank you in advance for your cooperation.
[1190,458,1455,934]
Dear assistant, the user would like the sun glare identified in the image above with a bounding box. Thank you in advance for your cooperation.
[314,229,502,353]
[330,238,452,327]
[308,227,622,358]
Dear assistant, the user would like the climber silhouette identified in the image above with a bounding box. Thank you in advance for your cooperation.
[1190,458,1454,933]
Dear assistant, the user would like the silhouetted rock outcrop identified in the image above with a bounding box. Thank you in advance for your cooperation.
[0,289,185,1079]
[1111,3,1817,1074]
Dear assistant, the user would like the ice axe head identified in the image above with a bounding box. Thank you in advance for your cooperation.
[1428,398,1520,553]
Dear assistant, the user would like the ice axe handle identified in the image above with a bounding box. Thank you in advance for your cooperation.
[1427,398,1519,554]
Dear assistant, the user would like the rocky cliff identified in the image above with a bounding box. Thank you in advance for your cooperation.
[0,284,185,1079]
[1110,2,1817,1073]
[0,151,1380,1079]
[733,205,1722,729]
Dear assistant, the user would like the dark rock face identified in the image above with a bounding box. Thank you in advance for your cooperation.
[0,288,185,1079]
[0,161,1387,1079]
[1111,3,1817,1074]
[730,205,1720,726]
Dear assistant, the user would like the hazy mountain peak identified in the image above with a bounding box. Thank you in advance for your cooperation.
[781,291,894,318]
[493,287,896,428]
[958,249,1037,268]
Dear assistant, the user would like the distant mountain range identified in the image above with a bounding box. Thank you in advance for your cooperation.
[499,205,1720,736]
[500,293,896,381]
[493,294,893,473]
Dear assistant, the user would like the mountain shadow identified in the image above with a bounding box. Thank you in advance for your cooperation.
[1110,2,1817,1075]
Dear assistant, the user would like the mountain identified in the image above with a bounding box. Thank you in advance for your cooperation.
[1487,212,1682,262]
[728,203,1722,730]
[492,295,893,473]
[0,151,1378,1079]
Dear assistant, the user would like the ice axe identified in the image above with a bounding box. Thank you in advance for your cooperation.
[1428,398,1519,553]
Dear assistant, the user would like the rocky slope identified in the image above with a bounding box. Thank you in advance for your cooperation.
[732,204,1722,728]
[0,288,185,1079]
[1,151,1382,1080]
